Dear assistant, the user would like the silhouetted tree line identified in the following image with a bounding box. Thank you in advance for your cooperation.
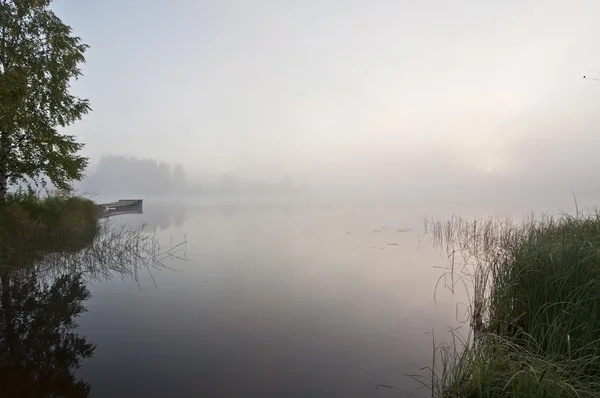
[80,155,313,197]
[82,156,186,195]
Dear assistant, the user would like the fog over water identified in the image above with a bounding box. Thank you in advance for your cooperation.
[43,0,600,396]
[52,0,600,199]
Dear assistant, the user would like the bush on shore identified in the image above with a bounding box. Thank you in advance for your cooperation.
[0,191,100,267]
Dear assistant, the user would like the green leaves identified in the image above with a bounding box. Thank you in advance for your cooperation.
[0,0,90,198]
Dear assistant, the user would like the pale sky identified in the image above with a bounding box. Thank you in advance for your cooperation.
[55,0,600,186]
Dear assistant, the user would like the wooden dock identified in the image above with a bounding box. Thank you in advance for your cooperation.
[97,199,143,218]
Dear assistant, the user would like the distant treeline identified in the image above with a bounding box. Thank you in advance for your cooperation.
[82,156,186,195]
[80,155,312,197]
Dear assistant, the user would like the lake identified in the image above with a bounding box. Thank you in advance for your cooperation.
[36,193,600,396]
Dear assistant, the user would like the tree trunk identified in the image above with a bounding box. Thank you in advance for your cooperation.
[0,163,7,204]
[0,133,7,204]
[0,274,15,356]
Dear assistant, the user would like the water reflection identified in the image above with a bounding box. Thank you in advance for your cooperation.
[0,271,94,397]
[218,203,237,219]
[142,202,186,229]
[0,217,185,398]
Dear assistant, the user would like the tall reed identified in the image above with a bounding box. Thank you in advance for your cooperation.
[418,212,600,397]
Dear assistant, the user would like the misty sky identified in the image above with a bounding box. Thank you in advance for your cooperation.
[55,0,600,186]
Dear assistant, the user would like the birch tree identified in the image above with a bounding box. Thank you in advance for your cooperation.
[0,0,90,203]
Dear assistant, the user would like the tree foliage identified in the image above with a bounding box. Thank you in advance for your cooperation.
[0,0,90,200]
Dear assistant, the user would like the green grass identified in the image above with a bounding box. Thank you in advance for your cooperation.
[419,213,600,397]
[0,190,100,267]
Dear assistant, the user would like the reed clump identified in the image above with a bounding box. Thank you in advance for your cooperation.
[419,212,600,397]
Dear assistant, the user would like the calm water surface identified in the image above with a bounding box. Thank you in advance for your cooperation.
[67,194,593,397]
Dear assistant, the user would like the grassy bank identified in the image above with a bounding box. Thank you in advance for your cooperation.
[423,213,600,397]
[0,191,100,266]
